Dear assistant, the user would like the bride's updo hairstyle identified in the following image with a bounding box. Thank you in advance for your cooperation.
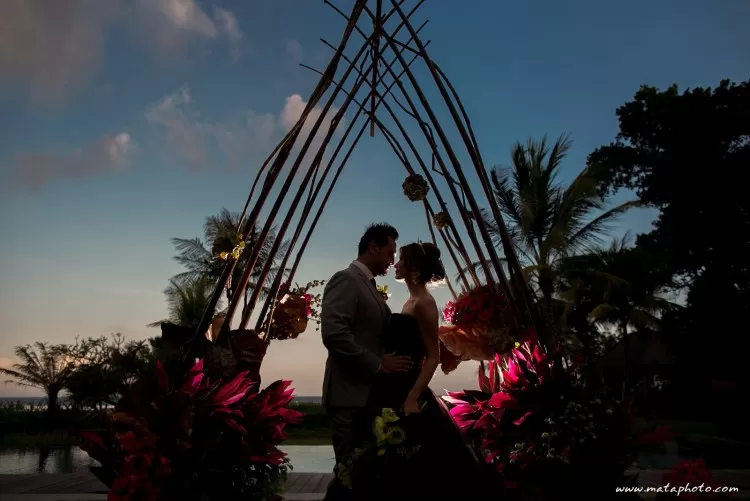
[399,242,447,286]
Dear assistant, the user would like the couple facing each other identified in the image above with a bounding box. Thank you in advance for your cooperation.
[320,223,483,500]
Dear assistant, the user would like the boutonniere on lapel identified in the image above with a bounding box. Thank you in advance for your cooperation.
[376,284,391,301]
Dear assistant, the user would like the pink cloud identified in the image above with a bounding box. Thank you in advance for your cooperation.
[12,133,136,189]
[0,0,245,104]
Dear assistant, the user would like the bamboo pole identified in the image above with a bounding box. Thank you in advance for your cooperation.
[236,0,431,334]
[430,62,543,331]
[208,0,372,345]
[303,47,476,291]
[192,0,548,356]
[388,1,537,321]
[232,46,373,333]
[369,0,382,137]
[386,2,548,338]
[375,117,469,293]
[364,37,496,285]
[423,203,458,299]
[364,6,523,320]
[322,5,485,287]
[257,117,370,337]
[283,17,429,286]
[255,109,370,334]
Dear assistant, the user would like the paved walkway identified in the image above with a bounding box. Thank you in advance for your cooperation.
[2,470,750,500]
[0,471,333,500]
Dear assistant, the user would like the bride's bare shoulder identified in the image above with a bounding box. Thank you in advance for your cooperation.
[413,293,438,313]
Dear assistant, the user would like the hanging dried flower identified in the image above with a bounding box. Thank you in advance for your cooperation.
[402,174,430,202]
[432,211,450,230]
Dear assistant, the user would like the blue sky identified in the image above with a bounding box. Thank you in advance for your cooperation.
[1,0,748,396]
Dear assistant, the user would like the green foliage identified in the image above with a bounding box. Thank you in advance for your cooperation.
[0,402,108,443]
[65,334,157,411]
[0,401,330,446]
[557,235,678,353]
[212,458,291,501]
[0,431,80,447]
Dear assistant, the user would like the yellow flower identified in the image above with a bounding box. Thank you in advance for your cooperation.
[377,447,386,456]
[336,461,353,488]
[373,416,386,442]
[386,426,406,445]
[381,408,399,424]
[218,251,229,260]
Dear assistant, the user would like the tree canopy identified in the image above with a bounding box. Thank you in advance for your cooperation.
[588,79,750,379]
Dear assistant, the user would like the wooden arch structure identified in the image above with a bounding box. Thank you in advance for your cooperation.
[192,0,544,352]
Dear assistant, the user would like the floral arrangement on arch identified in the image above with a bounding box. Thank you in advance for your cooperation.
[441,330,675,500]
[80,347,303,501]
[268,280,325,341]
[438,284,532,373]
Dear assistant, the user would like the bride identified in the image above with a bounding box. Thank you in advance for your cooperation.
[339,241,485,500]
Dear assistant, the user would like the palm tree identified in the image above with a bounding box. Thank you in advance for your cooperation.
[477,134,639,322]
[558,236,677,354]
[148,276,220,329]
[0,343,79,419]
[170,208,290,309]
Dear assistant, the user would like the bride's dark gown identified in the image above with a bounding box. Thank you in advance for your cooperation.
[349,313,487,500]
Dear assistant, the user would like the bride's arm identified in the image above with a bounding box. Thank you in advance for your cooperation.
[407,298,440,401]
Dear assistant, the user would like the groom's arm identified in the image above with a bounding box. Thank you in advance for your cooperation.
[321,271,381,380]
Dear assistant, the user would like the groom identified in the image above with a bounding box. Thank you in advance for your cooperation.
[320,223,413,500]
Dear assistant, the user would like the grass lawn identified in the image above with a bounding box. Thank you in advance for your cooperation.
[284,427,331,446]
[0,433,81,448]
[1,401,333,448]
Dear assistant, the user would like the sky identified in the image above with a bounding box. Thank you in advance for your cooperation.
[0,0,748,397]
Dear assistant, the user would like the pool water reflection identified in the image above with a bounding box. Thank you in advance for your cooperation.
[0,445,336,475]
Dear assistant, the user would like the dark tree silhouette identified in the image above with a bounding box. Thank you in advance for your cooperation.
[588,79,750,389]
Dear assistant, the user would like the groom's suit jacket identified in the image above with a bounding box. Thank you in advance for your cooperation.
[321,261,390,409]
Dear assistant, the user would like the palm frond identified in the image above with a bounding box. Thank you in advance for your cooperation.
[566,200,642,252]
[0,367,43,387]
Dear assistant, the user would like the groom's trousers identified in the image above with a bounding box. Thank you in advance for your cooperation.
[323,406,360,501]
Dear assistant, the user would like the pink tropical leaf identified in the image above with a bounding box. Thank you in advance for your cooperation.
[155,361,169,390]
[513,411,533,425]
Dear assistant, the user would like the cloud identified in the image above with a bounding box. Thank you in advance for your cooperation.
[0,0,245,103]
[0,0,116,105]
[134,0,246,58]
[144,87,207,172]
[214,7,244,60]
[0,357,15,370]
[145,86,275,172]
[145,87,344,174]
[280,94,344,163]
[12,133,136,189]
[285,39,304,65]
